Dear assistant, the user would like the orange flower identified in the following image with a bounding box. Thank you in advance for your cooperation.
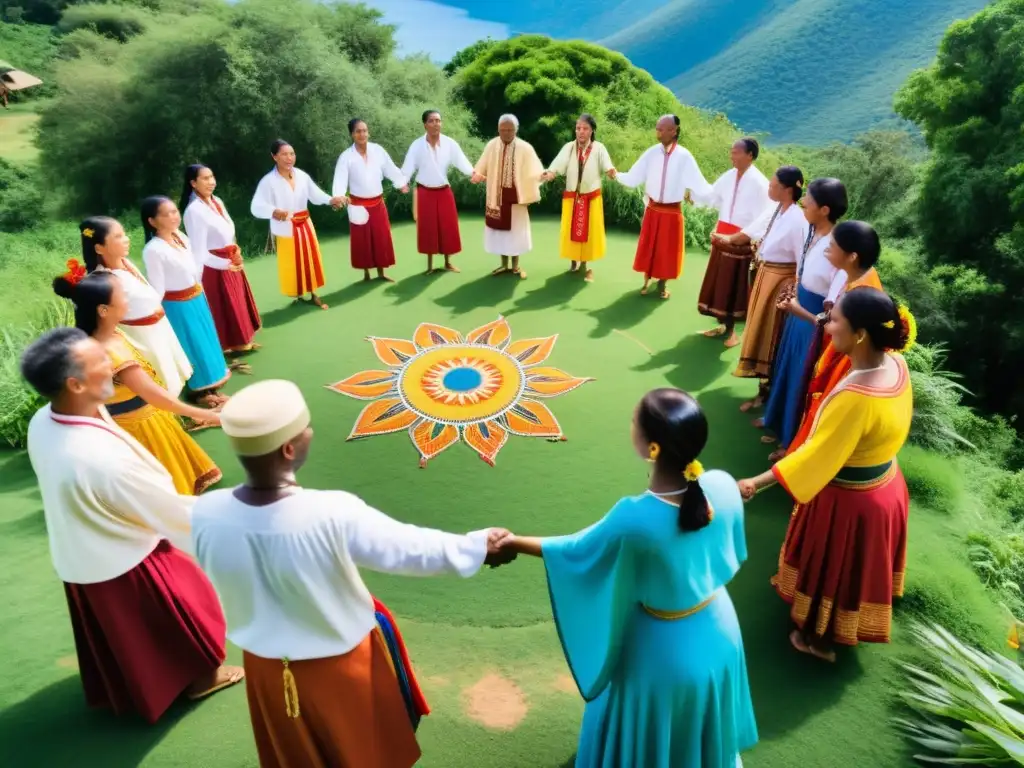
[62,258,87,286]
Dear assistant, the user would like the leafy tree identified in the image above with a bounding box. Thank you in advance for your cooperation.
[443,37,495,76]
[894,0,1024,418]
[57,4,150,42]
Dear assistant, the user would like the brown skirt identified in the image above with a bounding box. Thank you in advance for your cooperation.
[243,629,420,768]
[733,261,796,379]
[698,222,753,320]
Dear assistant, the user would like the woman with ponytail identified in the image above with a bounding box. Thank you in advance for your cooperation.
[502,388,758,766]
[739,288,915,662]
[52,270,222,494]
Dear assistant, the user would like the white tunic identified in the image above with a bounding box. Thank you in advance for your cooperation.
[799,234,846,302]
[142,234,202,297]
[332,142,407,199]
[614,143,712,204]
[698,166,772,228]
[27,405,195,584]
[401,134,474,188]
[250,168,333,238]
[750,204,809,264]
[484,206,532,256]
[182,196,236,273]
[191,488,489,660]
[547,140,615,194]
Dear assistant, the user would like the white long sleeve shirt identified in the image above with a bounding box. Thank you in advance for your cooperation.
[27,405,196,584]
[750,204,809,264]
[182,196,236,272]
[800,235,846,302]
[401,134,474,188]
[332,142,407,199]
[99,260,163,320]
[191,488,489,660]
[142,234,203,297]
[250,168,333,238]
[699,166,772,228]
[615,143,712,204]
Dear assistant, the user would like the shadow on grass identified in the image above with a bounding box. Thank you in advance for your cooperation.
[434,274,522,315]
[0,676,189,767]
[504,272,588,317]
[632,333,732,393]
[558,754,576,767]
[0,451,37,494]
[584,290,665,339]
[258,280,380,329]
[384,270,446,305]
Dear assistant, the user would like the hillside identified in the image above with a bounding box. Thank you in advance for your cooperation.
[439,0,989,144]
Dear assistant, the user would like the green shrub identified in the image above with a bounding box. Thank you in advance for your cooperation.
[967,531,1024,612]
[900,445,962,516]
[903,343,975,455]
[0,159,44,232]
[57,4,149,42]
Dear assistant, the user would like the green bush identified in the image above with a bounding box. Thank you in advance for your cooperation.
[57,4,149,41]
[903,343,975,455]
[0,159,44,232]
[900,444,962,516]
[967,531,1024,611]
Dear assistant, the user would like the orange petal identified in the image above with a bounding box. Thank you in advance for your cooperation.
[413,323,463,349]
[507,335,557,367]
[347,397,418,439]
[410,420,460,461]
[369,337,418,367]
[326,370,396,400]
[463,420,509,466]
[525,367,593,398]
[465,316,511,348]
[504,399,562,438]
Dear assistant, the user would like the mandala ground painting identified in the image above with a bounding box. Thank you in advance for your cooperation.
[327,316,593,466]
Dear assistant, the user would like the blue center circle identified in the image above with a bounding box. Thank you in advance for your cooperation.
[443,367,483,392]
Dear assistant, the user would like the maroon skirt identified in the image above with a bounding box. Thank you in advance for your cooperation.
[415,185,462,256]
[202,247,261,352]
[350,195,396,270]
[64,540,227,723]
[697,221,753,321]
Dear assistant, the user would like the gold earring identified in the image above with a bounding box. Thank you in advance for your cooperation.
[856,335,865,345]
[648,443,660,462]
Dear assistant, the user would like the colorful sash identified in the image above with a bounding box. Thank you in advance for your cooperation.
[646,200,682,215]
[373,597,430,731]
[288,210,325,296]
[485,142,517,231]
[210,244,243,268]
[163,284,203,302]
[348,195,384,208]
[564,189,601,243]
[121,309,165,327]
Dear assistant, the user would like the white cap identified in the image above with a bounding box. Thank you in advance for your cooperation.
[219,380,310,457]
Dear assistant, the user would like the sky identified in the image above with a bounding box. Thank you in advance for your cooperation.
[358,0,509,62]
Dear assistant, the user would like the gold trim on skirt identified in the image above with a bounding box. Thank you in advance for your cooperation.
[641,591,718,620]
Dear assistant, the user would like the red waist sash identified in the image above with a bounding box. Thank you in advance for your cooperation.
[210,244,243,271]
[647,200,682,214]
[163,284,203,302]
[563,189,601,243]
[349,195,384,208]
[416,183,450,191]
[715,221,742,235]
[121,309,165,327]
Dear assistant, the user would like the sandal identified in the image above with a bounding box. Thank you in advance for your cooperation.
[445,264,461,273]
[703,326,727,338]
[187,666,245,701]
[661,289,671,300]
[310,294,329,310]
[513,268,527,279]
[492,267,511,276]
[768,448,786,462]
[760,434,777,444]
[739,397,763,413]
[584,269,594,282]
[790,630,835,662]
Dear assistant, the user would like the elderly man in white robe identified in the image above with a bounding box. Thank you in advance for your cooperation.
[470,114,544,279]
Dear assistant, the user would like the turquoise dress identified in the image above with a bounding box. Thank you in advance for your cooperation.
[542,469,758,767]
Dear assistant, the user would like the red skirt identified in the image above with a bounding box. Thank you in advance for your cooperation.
[203,257,261,352]
[633,201,684,280]
[350,196,396,270]
[772,464,909,645]
[698,221,753,320]
[415,185,462,256]
[63,540,227,723]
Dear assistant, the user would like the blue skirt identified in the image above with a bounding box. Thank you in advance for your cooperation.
[162,290,229,392]
[763,284,825,447]
[576,590,757,767]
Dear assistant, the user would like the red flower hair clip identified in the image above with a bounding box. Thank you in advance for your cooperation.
[63,258,87,286]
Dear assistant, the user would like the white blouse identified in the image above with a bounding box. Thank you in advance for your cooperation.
[799,234,846,302]
[250,167,333,238]
[142,234,203,297]
[547,140,615,194]
[401,135,474,188]
[615,143,712,204]
[753,204,809,264]
[332,142,407,199]
[182,196,235,273]
[700,166,772,228]
[102,259,163,320]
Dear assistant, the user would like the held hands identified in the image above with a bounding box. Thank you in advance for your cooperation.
[737,478,757,501]
[271,209,290,221]
[470,172,485,185]
[539,171,556,183]
[484,528,517,568]
[606,168,617,180]
[328,196,347,210]
[400,185,410,194]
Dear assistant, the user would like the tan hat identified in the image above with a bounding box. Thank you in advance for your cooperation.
[220,379,311,457]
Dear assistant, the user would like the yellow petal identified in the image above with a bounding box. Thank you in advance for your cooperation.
[465,316,511,348]
[507,335,557,367]
[326,370,396,400]
[463,420,509,466]
[347,397,418,439]
[410,420,460,461]
[525,367,593,398]
[413,323,463,349]
[369,337,418,367]
[504,399,562,438]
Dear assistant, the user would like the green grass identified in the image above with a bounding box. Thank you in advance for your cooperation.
[0,217,1008,767]
[0,104,40,164]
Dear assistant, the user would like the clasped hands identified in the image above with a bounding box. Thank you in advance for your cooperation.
[483,527,517,568]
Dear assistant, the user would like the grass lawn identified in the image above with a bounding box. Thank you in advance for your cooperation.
[0,102,40,164]
[0,216,1006,767]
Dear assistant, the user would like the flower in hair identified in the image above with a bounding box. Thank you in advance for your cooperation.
[81,227,94,238]
[63,258,87,286]
[683,460,704,482]
[897,304,917,352]
[882,320,895,329]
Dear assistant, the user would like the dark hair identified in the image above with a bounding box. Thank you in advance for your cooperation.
[672,114,680,140]
[806,177,848,222]
[577,113,597,137]
[774,165,804,202]
[838,288,911,352]
[270,139,291,156]
[422,109,440,124]
[53,270,116,337]
[20,327,90,400]
[179,163,208,215]
[348,118,366,136]
[832,220,881,270]
[636,388,711,532]
[78,216,120,272]
[140,195,173,243]
[738,137,759,160]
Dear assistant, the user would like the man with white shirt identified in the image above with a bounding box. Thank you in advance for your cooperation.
[20,327,242,725]
[613,114,713,300]
[697,138,772,348]
[401,109,475,274]
[191,379,515,768]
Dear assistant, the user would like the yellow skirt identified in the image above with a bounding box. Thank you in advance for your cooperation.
[113,404,221,495]
[559,196,606,262]
[275,233,326,298]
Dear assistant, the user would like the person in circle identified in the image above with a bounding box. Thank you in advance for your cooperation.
[53,269,222,494]
[739,289,914,663]
[500,388,758,767]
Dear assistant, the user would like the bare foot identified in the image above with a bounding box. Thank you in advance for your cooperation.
[569,261,579,272]
[768,448,786,462]
[186,665,245,700]
[310,294,329,310]
[640,284,650,295]
[791,631,834,662]
[724,332,741,348]
[492,267,511,276]
[445,263,460,273]
[661,289,670,300]
[513,268,527,279]
[584,269,594,282]
[739,397,763,413]
[703,325,727,338]
[752,417,765,428]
